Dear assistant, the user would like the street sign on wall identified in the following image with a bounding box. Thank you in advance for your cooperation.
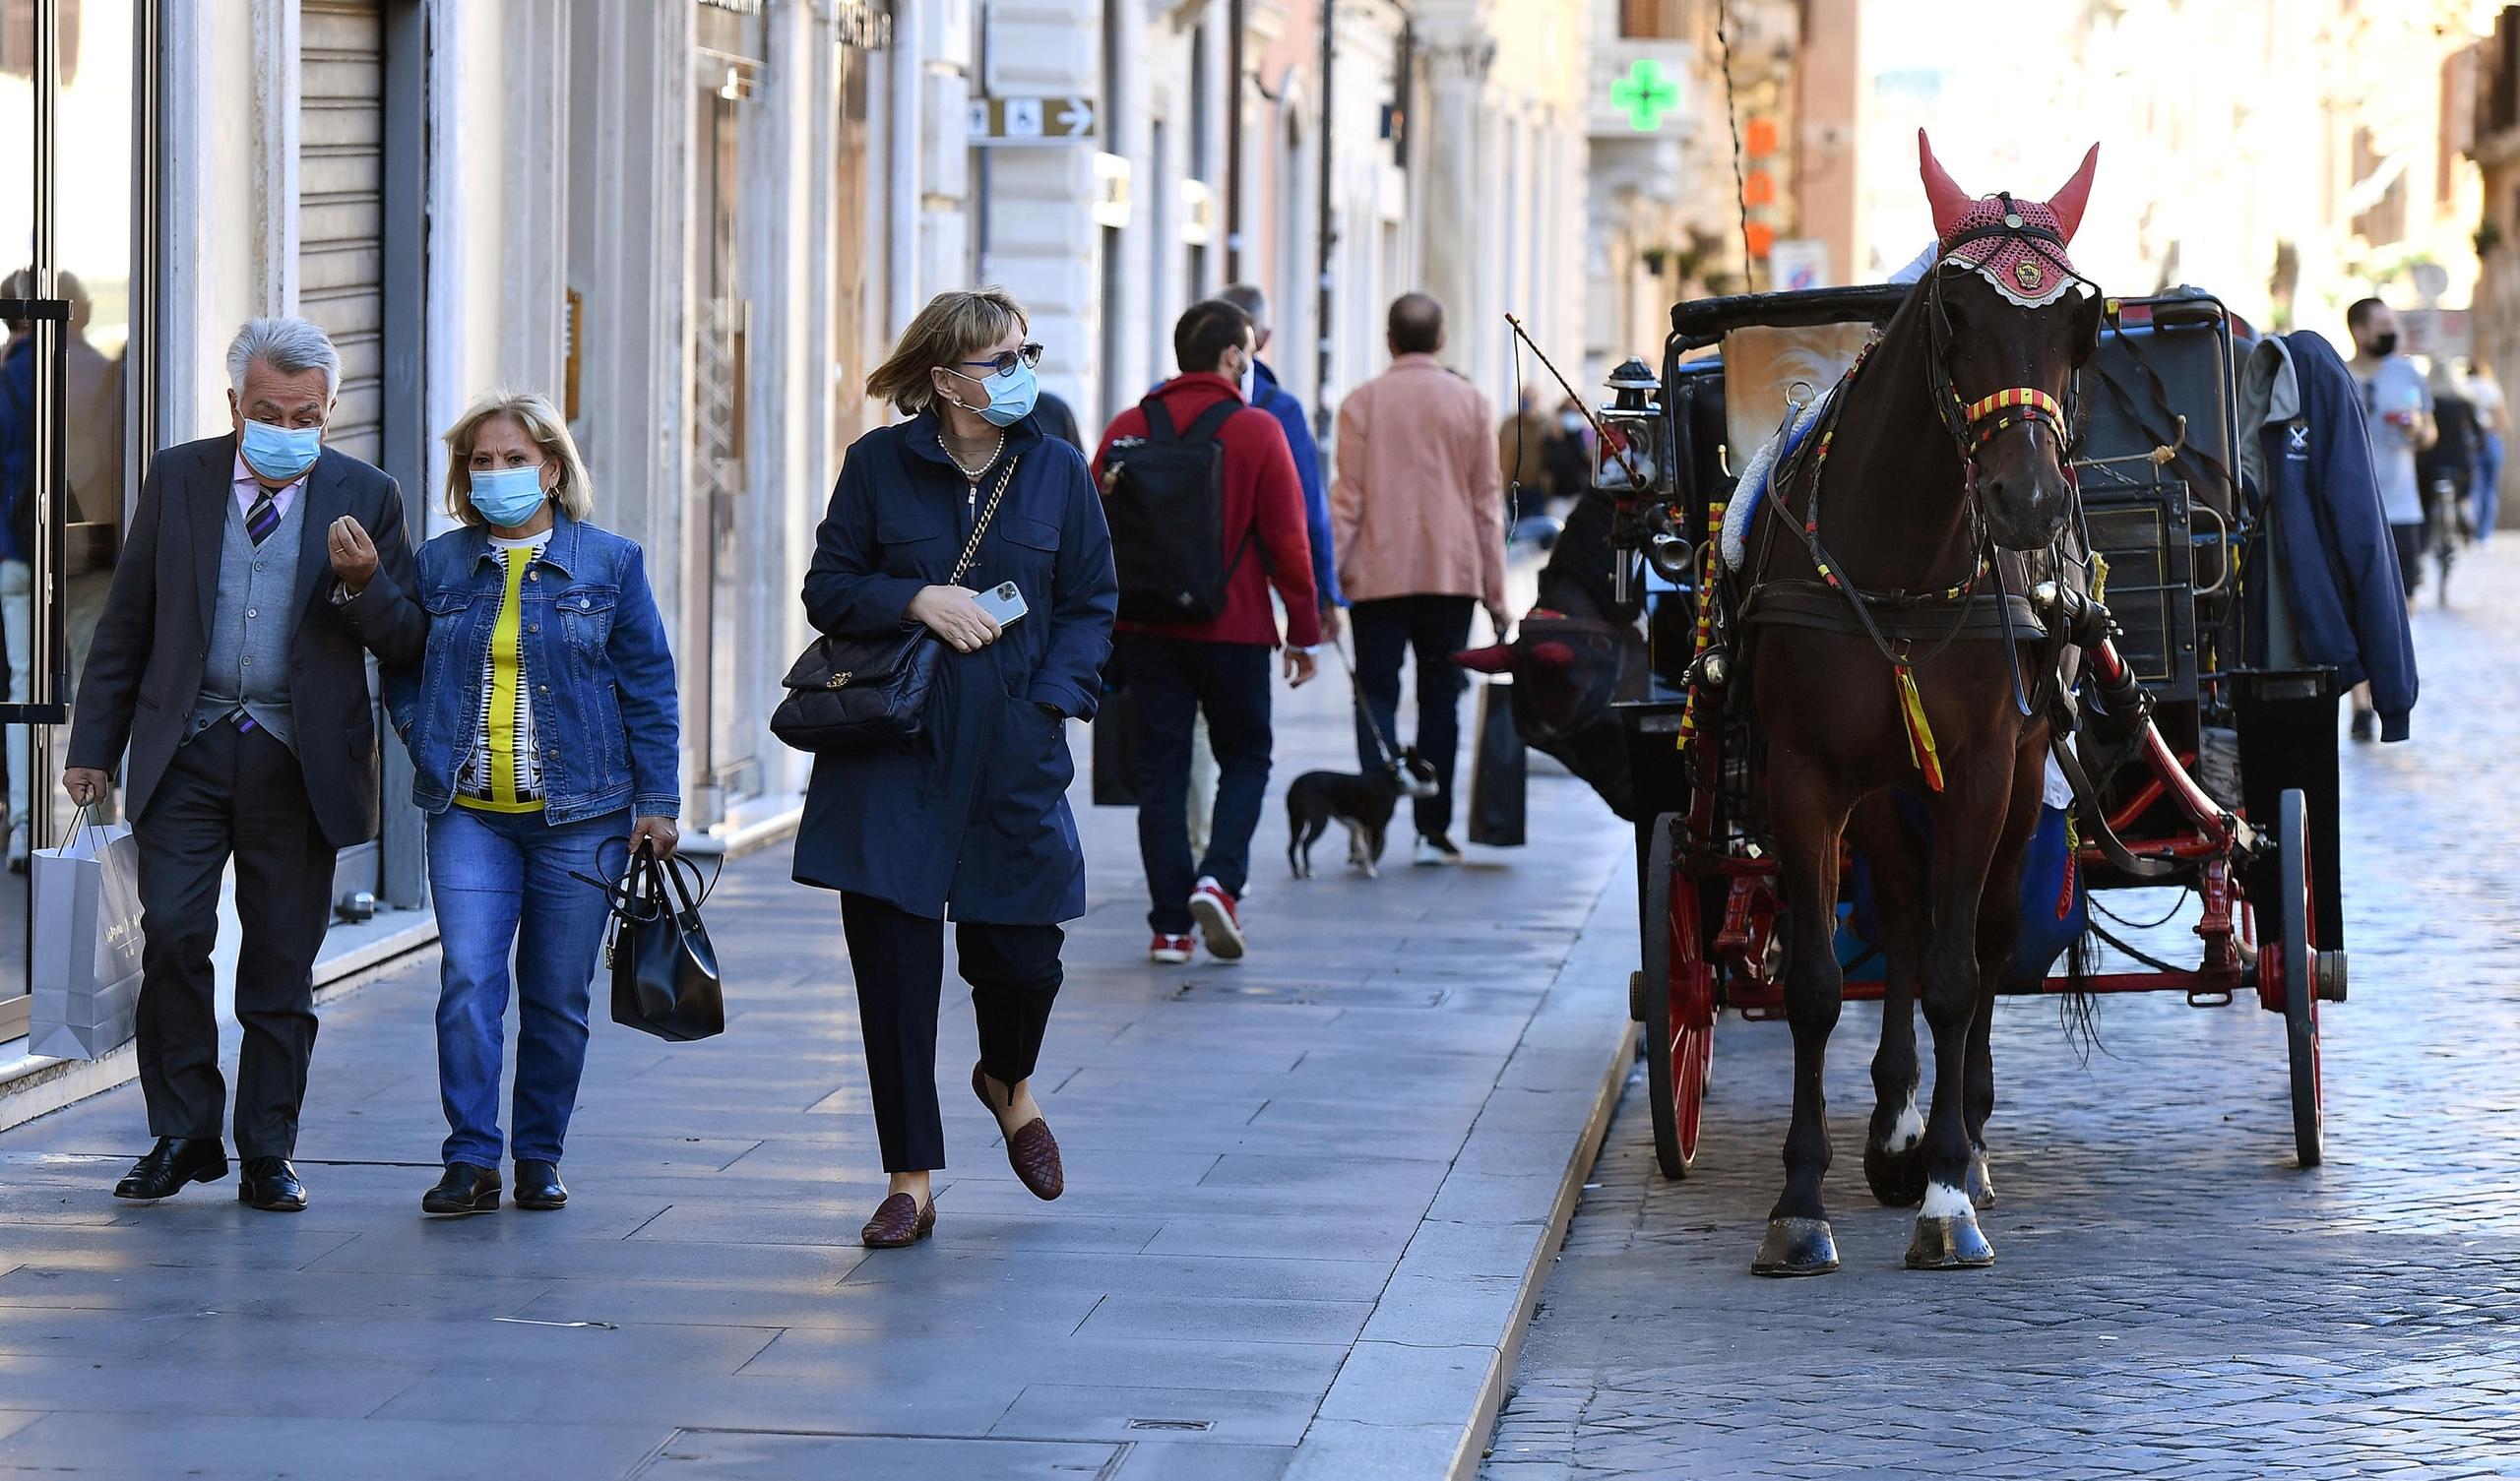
[969,95,1098,146]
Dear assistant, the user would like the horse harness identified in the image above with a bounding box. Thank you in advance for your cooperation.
[1732,199,2098,791]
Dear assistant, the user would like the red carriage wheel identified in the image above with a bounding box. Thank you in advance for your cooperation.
[2274,788,2322,1168]
[1643,814,1717,1180]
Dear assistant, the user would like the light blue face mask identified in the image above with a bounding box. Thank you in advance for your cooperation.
[239,418,323,482]
[468,464,550,527]
[955,361,1040,428]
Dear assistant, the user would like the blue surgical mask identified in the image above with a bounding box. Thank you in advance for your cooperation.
[239,418,323,482]
[956,361,1040,428]
[468,464,550,527]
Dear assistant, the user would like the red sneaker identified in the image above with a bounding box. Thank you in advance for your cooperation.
[1188,877,1245,961]
[1149,933,1195,964]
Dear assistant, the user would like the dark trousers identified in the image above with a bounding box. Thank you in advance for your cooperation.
[1116,632,1273,931]
[1350,594,1476,838]
[840,891,1064,1173]
[131,721,337,1161]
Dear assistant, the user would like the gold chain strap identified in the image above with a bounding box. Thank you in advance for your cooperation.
[948,456,1020,586]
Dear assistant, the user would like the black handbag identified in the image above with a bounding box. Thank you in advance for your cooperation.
[576,843,725,1042]
[1467,679,1528,847]
[771,456,1020,755]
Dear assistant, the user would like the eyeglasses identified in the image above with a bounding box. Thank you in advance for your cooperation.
[960,342,1044,377]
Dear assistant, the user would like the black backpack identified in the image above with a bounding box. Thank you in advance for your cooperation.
[1101,398,1252,623]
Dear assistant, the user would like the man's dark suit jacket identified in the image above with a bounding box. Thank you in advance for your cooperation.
[68,435,425,849]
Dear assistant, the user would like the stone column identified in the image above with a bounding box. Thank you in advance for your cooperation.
[1416,25,1495,375]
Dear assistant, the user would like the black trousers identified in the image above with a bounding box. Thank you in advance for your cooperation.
[131,721,337,1161]
[1116,632,1274,930]
[1349,594,1477,837]
[840,891,1063,1173]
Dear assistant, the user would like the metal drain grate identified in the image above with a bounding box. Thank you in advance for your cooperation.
[1126,1419,1217,1432]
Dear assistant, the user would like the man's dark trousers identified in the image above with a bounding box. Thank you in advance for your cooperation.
[133,719,336,1161]
[1349,594,1476,838]
[1119,631,1272,931]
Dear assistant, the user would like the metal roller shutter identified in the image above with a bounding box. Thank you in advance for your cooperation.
[298,0,385,463]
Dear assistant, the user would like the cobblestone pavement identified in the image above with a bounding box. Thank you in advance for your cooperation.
[0,671,1630,1478]
[1486,546,2520,1480]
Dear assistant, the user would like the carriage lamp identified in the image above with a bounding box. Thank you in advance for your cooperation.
[1597,356,1671,606]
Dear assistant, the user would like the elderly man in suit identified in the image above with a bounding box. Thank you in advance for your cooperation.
[65,317,423,1211]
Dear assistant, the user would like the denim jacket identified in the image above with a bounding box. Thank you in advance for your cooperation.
[384,516,681,825]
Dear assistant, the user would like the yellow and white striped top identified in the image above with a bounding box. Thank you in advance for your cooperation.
[455,535,549,813]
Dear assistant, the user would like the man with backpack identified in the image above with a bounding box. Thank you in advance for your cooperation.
[1093,300,1320,964]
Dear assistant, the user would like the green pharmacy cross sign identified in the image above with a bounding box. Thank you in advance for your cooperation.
[1610,59,1680,132]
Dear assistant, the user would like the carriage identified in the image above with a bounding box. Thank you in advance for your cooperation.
[1595,276,2353,1213]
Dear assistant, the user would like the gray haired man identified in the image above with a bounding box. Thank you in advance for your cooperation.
[65,317,425,1210]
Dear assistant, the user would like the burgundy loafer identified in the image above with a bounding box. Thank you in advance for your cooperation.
[974,1063,1065,1202]
[859,1192,935,1249]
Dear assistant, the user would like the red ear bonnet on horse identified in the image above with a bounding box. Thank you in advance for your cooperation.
[2047,144,2099,246]
[1918,130,2097,309]
[1918,130,1974,241]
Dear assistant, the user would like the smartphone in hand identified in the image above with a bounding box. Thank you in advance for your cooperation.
[972,580,1030,629]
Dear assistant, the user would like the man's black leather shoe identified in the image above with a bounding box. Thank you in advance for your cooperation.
[422,1163,501,1215]
[112,1138,228,1200]
[513,1159,567,1210]
[237,1157,308,1212]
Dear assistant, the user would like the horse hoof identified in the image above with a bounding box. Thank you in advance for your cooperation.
[1863,1141,1927,1207]
[1967,1153,1996,1209]
[1752,1217,1840,1277]
[1905,1212,1995,1269]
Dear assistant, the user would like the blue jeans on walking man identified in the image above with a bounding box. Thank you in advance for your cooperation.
[429,805,626,1168]
[1118,632,1273,932]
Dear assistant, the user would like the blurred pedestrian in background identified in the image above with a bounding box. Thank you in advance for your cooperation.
[2469,358,2505,545]
[1498,388,1552,524]
[2422,359,2480,544]
[1332,293,1505,866]
[377,391,680,1218]
[2346,297,2431,736]
[1095,299,1318,965]
[795,288,1114,1249]
[1545,397,1594,509]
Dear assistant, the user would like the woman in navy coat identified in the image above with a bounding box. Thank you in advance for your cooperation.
[794,287,1116,1248]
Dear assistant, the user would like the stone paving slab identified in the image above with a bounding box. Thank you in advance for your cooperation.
[1483,549,2520,1477]
[0,672,1634,1478]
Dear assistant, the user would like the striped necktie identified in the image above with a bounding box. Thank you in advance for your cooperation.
[246,488,282,545]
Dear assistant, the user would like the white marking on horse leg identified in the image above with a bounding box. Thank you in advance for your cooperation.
[1922,1182,1974,1218]
[1887,1100,1923,1152]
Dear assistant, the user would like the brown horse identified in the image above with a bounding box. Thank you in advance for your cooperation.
[1739,134,2102,1275]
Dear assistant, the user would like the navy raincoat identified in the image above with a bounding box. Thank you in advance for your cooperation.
[791,410,1117,923]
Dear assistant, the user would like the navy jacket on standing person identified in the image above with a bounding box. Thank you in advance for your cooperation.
[1251,358,1343,610]
[792,410,1118,923]
[2244,331,2419,739]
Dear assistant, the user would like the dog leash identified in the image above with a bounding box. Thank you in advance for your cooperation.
[1323,635,1401,771]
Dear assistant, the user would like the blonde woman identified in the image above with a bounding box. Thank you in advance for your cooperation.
[794,288,1116,1248]
[364,392,680,1215]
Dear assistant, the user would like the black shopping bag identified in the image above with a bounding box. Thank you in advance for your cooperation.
[1093,681,1139,807]
[577,844,725,1041]
[1467,678,1527,847]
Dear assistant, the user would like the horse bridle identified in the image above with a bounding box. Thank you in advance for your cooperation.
[1757,201,2101,726]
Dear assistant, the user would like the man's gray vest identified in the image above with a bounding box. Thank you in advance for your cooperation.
[192,491,306,749]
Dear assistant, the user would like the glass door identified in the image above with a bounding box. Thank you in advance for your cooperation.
[0,0,150,1043]
[689,11,763,827]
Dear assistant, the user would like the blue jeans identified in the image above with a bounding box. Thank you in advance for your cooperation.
[428,804,628,1167]
[2476,431,2504,541]
[1117,632,1273,931]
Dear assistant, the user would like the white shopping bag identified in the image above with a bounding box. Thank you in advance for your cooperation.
[28,811,145,1061]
